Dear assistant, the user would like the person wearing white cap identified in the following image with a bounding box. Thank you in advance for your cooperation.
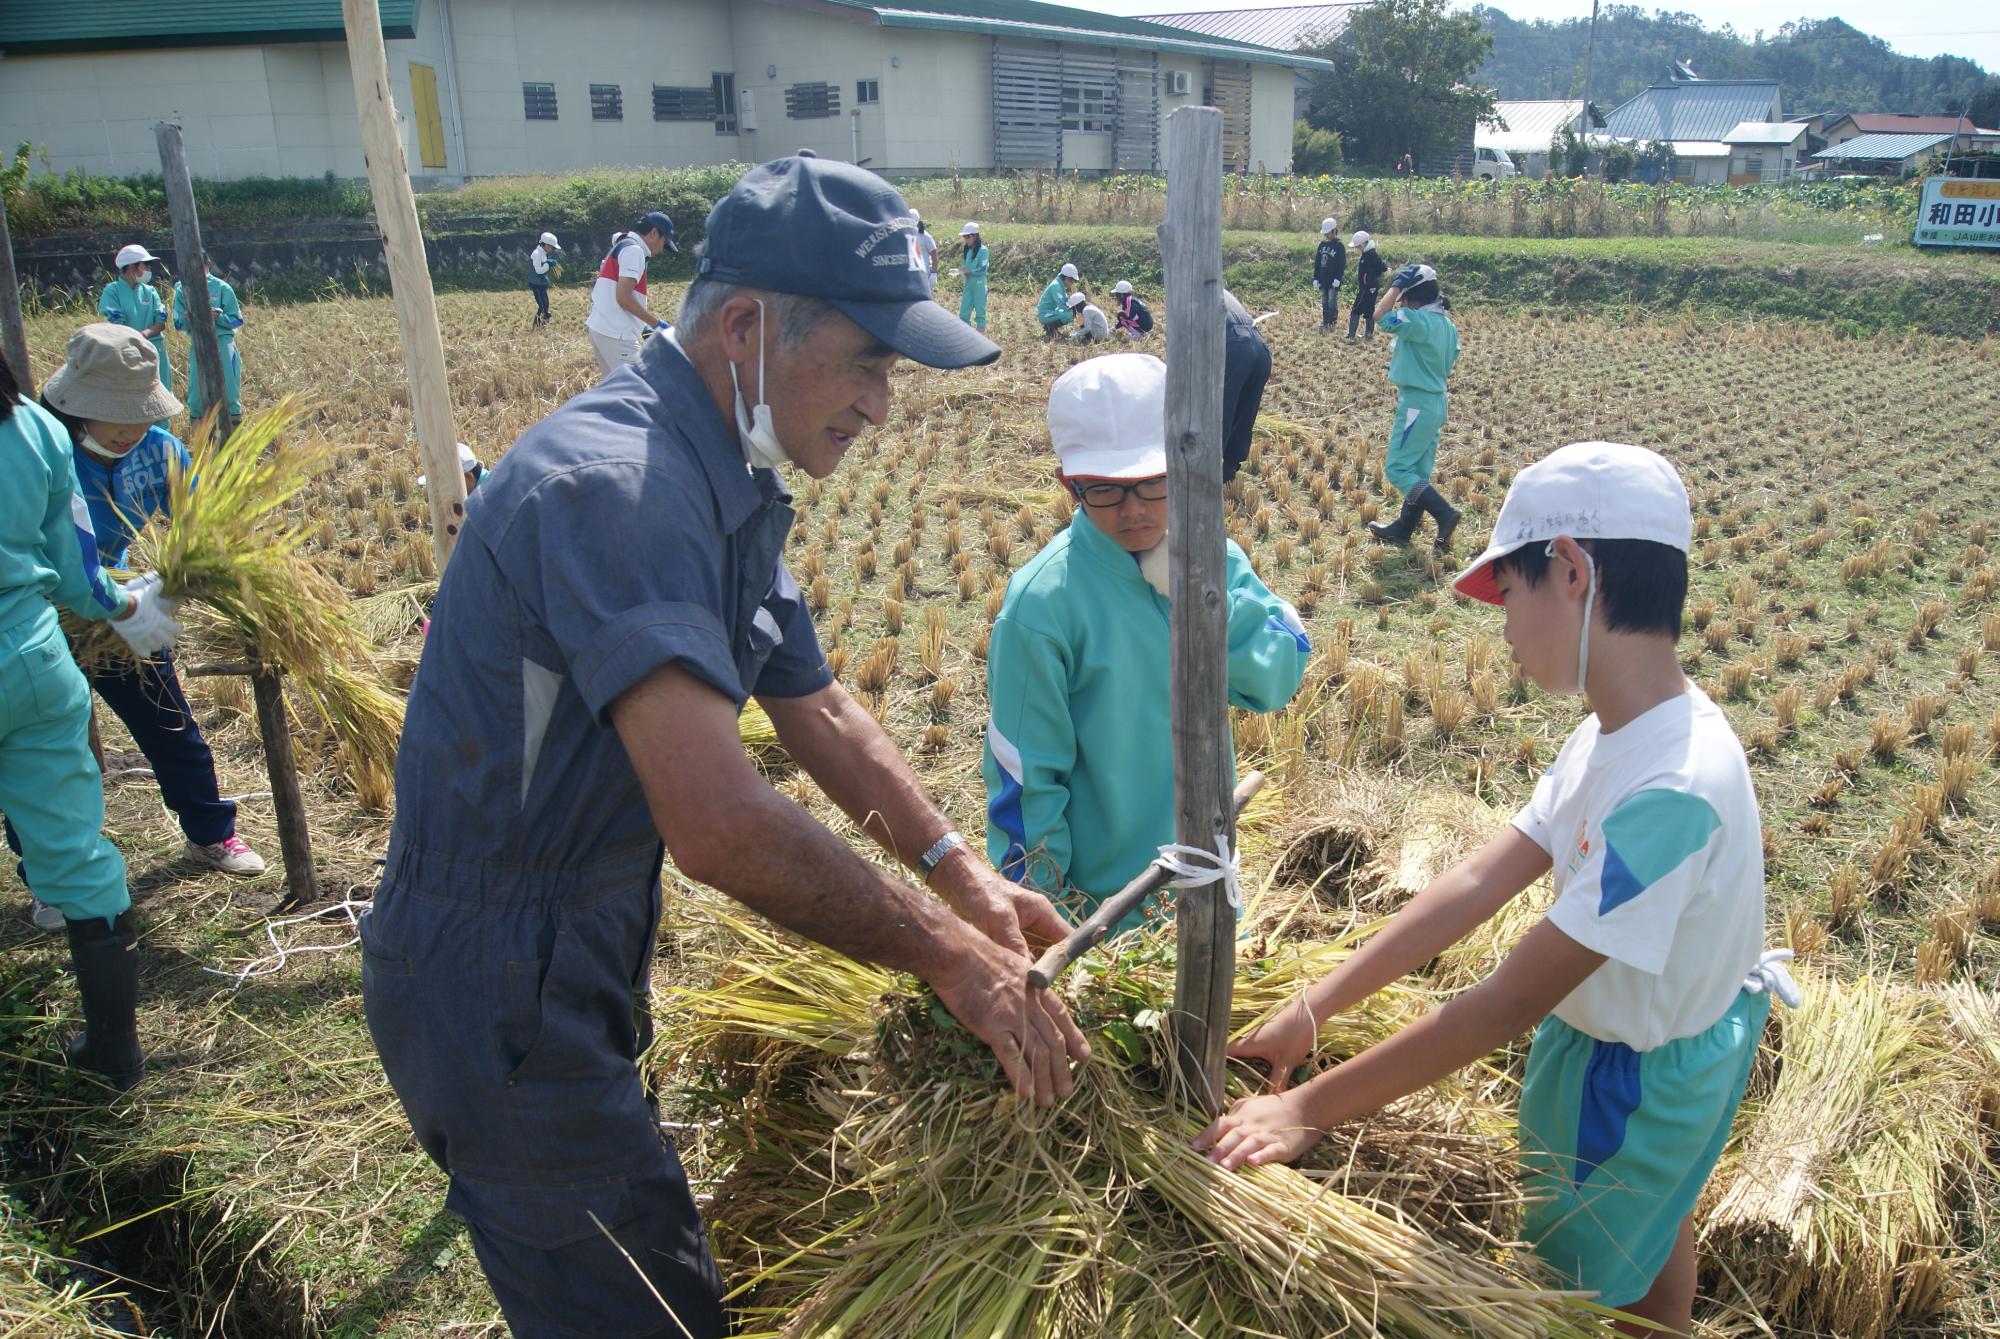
[1064,289,1110,344]
[1365,262,1461,548]
[0,344,183,1091]
[527,231,562,325]
[981,353,1308,936]
[1311,217,1345,332]
[953,222,989,330]
[1037,262,1083,339]
[910,208,938,292]
[1346,230,1386,339]
[1109,280,1152,340]
[97,244,172,428]
[28,323,268,889]
[1203,441,1788,1339]
[417,441,487,495]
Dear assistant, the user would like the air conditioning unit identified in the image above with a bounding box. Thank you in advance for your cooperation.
[1169,70,1192,96]
[740,88,758,132]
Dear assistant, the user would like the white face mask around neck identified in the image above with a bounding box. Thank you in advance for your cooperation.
[81,430,132,462]
[727,298,790,471]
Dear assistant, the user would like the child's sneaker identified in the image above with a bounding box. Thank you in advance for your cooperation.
[185,835,267,877]
[28,897,66,932]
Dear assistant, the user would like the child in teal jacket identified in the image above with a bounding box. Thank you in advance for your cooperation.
[982,353,1308,933]
[1367,263,1461,549]
[954,223,989,331]
[171,259,245,421]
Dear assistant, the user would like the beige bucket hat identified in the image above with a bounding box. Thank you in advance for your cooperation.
[42,324,183,424]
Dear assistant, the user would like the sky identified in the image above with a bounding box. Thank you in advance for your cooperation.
[1073,1,2000,74]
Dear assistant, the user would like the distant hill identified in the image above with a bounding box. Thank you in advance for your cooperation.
[1474,6,1996,119]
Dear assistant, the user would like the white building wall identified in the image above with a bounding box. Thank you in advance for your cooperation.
[729,2,890,166]
[877,30,992,172]
[449,0,740,175]
[1249,61,1294,173]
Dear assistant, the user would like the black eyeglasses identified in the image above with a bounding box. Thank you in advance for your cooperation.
[1074,477,1168,508]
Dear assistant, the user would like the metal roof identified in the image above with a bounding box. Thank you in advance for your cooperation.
[0,0,420,53]
[1603,80,1782,144]
[1133,4,1364,51]
[1479,101,1593,155]
[1829,113,1997,137]
[1724,121,1806,146]
[1813,132,1956,162]
[833,0,1333,69]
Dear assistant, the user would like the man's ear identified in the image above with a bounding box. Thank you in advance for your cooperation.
[716,294,765,369]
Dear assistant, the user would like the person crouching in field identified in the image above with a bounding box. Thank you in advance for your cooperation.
[1110,281,1152,341]
[1065,290,1110,344]
[1198,442,1799,1338]
[1038,263,1082,339]
[983,353,1308,935]
[13,325,269,912]
[1366,264,1461,549]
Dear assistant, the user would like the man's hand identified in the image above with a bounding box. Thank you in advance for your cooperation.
[1225,992,1318,1092]
[1193,1089,1325,1170]
[929,927,1089,1108]
[934,853,1073,957]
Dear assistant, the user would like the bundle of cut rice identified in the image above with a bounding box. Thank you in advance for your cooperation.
[671,901,1618,1339]
[1698,973,1993,1338]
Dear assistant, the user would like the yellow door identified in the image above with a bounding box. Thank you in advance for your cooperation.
[411,63,447,170]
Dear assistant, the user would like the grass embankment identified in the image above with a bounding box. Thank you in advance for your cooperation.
[1,287,1996,1335]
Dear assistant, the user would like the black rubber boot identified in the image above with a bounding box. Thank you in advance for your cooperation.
[64,910,145,1090]
[1367,494,1424,545]
[1418,487,1462,550]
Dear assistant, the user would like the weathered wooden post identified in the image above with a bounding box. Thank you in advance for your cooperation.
[0,192,30,384]
[1160,106,1234,1114]
[154,121,234,442]
[340,0,465,567]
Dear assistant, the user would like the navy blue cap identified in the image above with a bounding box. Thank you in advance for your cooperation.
[697,156,999,370]
[640,210,679,253]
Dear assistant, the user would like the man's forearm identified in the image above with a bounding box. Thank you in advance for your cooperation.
[618,287,655,325]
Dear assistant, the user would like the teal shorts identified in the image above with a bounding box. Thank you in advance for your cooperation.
[1518,988,1770,1308]
[1385,390,1445,495]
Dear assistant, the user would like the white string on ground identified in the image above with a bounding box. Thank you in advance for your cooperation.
[1155,832,1243,912]
[200,899,372,989]
[104,767,156,779]
[218,791,273,803]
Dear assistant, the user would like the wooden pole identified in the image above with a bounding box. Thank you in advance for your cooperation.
[340,0,465,567]
[0,192,29,385]
[247,646,319,909]
[1160,106,1234,1115]
[153,122,234,442]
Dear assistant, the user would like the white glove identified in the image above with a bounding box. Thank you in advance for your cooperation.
[949,267,964,278]
[1742,948,1803,1009]
[1312,280,1321,290]
[112,574,182,658]
[1138,539,1170,599]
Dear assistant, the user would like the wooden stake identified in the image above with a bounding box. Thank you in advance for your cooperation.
[341,0,465,567]
[154,121,235,442]
[0,192,30,384]
[1161,106,1233,1115]
[247,646,319,910]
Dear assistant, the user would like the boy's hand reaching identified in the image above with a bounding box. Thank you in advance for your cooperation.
[1193,1090,1324,1169]
[1225,993,1317,1091]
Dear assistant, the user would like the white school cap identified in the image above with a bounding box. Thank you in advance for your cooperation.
[539,231,560,247]
[419,442,483,487]
[1058,262,1079,280]
[1048,353,1167,481]
[960,221,981,236]
[1320,216,1338,234]
[1112,279,1133,295]
[115,244,160,268]
[1453,442,1692,605]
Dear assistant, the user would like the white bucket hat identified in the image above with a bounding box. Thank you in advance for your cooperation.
[1320,216,1338,234]
[114,244,160,269]
[1112,280,1133,295]
[1048,353,1167,481]
[419,442,483,487]
[538,231,560,247]
[1058,263,1080,280]
[1453,441,1692,606]
[42,324,183,424]
[959,221,981,236]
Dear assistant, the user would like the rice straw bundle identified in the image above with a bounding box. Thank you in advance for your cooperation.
[1698,974,1993,1338]
[672,901,1612,1339]
[74,400,405,809]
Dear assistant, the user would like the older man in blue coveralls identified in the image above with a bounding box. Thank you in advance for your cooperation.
[360,155,1091,1338]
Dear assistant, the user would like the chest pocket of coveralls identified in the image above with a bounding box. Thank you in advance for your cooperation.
[730,499,794,690]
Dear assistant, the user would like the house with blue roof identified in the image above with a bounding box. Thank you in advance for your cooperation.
[1601,75,1784,184]
[0,0,1328,182]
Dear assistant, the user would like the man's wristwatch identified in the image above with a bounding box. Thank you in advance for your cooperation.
[916,831,968,885]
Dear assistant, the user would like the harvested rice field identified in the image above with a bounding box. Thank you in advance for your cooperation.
[3,277,1997,1337]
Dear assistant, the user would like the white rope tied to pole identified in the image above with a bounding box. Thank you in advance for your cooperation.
[1155,832,1242,912]
[199,899,372,989]
[1741,947,1803,1009]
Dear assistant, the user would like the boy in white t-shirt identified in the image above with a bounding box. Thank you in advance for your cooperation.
[1195,442,1797,1337]
[585,211,677,375]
